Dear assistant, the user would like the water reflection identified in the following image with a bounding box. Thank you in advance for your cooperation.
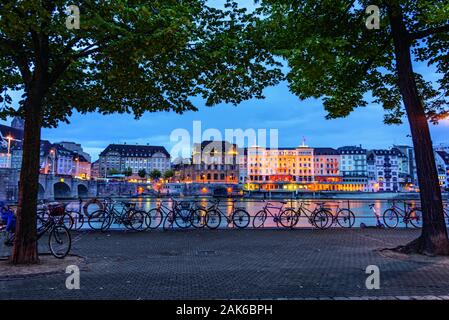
[63,196,444,230]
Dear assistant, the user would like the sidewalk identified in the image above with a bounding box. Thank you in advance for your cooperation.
[1,228,449,300]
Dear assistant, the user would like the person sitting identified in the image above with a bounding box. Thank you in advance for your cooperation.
[0,202,16,246]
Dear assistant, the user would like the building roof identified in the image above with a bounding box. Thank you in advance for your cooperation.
[337,146,367,154]
[100,144,170,158]
[314,147,339,155]
[368,149,404,157]
[436,151,449,165]
[0,124,24,142]
[197,140,237,151]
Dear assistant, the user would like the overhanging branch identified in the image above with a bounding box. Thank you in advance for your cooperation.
[410,24,449,40]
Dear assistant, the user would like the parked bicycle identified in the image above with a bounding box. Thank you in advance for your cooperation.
[89,198,148,232]
[292,202,331,229]
[252,200,297,228]
[205,199,250,229]
[64,198,86,231]
[383,201,422,228]
[37,201,74,230]
[326,201,356,228]
[162,198,194,230]
[5,205,71,258]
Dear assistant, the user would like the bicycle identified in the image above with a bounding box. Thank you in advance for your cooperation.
[252,200,297,228]
[64,198,85,231]
[162,198,195,230]
[37,201,74,230]
[292,202,331,229]
[190,200,209,229]
[205,199,250,229]
[4,208,71,259]
[89,199,148,232]
[326,201,356,228]
[382,201,422,229]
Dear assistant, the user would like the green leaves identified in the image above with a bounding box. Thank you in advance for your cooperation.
[0,0,282,127]
[257,0,449,124]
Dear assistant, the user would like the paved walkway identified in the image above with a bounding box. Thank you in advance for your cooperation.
[1,229,449,299]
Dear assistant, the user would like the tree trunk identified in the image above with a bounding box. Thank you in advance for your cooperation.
[389,5,449,255]
[10,91,43,264]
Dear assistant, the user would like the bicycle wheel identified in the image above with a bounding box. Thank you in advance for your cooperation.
[336,209,356,228]
[163,211,174,231]
[191,208,208,228]
[88,210,109,231]
[174,210,192,229]
[232,209,250,229]
[129,210,146,231]
[206,209,221,230]
[147,208,163,229]
[383,209,399,229]
[279,208,299,228]
[409,208,423,228]
[252,210,267,228]
[59,213,74,230]
[312,209,330,229]
[48,225,71,259]
[66,210,84,231]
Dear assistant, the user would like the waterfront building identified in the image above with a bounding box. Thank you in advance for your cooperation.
[336,146,368,192]
[190,140,239,183]
[56,141,92,163]
[91,160,100,179]
[367,149,401,192]
[435,151,449,190]
[311,148,342,191]
[0,120,24,168]
[238,147,248,184]
[247,142,314,191]
[98,144,171,178]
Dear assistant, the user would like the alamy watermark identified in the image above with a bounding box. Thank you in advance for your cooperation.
[170,120,279,165]
[65,265,80,290]
[365,265,380,289]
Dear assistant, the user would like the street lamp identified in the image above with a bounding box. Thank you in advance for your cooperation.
[50,149,55,175]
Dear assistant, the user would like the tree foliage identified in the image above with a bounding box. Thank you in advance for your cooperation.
[149,169,161,180]
[256,0,449,124]
[0,0,282,126]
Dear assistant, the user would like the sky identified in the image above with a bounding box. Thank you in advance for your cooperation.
[1,1,448,161]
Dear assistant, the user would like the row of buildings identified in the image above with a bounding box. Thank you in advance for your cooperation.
[171,140,449,193]
[1,117,448,193]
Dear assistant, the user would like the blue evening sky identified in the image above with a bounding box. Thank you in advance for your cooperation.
[1,1,448,161]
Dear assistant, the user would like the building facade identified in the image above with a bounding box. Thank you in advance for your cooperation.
[367,149,401,192]
[98,144,171,178]
[189,140,239,183]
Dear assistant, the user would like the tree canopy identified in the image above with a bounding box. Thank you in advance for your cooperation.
[256,0,449,124]
[0,0,282,126]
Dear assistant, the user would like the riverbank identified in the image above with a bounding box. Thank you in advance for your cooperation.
[2,229,449,299]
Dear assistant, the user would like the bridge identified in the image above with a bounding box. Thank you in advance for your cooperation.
[38,175,98,200]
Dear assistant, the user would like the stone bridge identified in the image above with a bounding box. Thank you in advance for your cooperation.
[38,175,98,200]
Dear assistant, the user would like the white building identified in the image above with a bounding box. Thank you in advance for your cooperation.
[367,149,401,192]
[98,144,171,178]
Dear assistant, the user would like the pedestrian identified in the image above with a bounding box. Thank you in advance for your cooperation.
[0,201,16,246]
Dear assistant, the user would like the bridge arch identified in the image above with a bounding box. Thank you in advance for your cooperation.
[54,181,71,199]
[77,184,88,197]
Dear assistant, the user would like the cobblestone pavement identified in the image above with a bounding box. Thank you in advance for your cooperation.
[1,228,449,300]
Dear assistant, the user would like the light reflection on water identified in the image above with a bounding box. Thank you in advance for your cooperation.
[66,196,448,230]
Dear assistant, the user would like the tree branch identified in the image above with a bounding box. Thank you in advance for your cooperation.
[410,24,449,40]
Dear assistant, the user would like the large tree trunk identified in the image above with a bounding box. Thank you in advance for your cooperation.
[389,5,449,255]
[10,91,43,264]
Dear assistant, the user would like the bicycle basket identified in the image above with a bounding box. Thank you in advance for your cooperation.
[48,204,65,216]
